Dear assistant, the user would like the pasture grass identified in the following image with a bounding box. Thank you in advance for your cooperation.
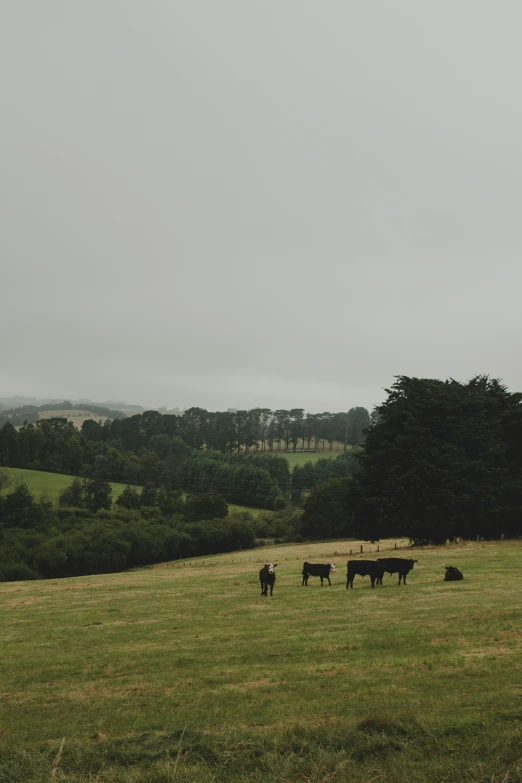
[0,468,263,516]
[1,539,522,781]
[0,467,131,504]
[254,448,345,468]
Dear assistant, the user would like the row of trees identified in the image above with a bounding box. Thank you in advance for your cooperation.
[80,406,371,453]
[301,376,522,544]
[0,418,359,509]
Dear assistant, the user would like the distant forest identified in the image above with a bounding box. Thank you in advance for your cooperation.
[0,404,371,449]
[0,406,366,509]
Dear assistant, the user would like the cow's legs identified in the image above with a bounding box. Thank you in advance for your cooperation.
[327,576,331,586]
[320,576,323,586]
[403,573,407,585]
[370,577,375,588]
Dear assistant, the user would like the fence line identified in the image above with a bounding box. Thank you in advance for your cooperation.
[151,540,411,569]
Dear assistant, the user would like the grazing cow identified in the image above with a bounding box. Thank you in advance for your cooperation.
[444,565,463,581]
[302,562,336,586]
[259,563,277,596]
[377,557,417,586]
[346,560,385,589]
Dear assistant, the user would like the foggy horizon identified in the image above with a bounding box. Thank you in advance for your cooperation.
[3,2,522,413]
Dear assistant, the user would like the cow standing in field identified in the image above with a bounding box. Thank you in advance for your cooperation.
[259,563,277,596]
[302,562,336,586]
[346,560,385,589]
[444,565,463,581]
[377,557,417,585]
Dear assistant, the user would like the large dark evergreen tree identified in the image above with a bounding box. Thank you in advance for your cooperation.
[350,376,522,543]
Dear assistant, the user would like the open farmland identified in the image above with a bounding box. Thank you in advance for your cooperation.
[1,540,521,782]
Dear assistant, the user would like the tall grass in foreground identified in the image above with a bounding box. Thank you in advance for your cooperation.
[1,540,521,782]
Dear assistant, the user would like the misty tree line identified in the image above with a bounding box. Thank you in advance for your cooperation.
[0,414,360,509]
[0,402,125,427]
[0,405,371,451]
[80,406,371,453]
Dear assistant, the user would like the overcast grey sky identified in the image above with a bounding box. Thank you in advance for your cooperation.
[2,1,522,412]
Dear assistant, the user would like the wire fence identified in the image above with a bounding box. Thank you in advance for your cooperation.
[151,540,411,569]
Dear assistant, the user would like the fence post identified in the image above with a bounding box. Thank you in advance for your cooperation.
[350,549,352,555]
[377,545,380,552]
[394,543,397,550]
[360,545,363,554]
[476,535,480,543]
[501,533,504,542]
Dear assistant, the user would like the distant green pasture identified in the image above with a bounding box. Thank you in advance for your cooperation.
[0,467,264,516]
[276,449,345,468]
[0,467,130,503]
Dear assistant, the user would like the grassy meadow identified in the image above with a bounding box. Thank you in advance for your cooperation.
[1,539,521,782]
[0,467,132,504]
[0,467,265,517]
[276,449,343,468]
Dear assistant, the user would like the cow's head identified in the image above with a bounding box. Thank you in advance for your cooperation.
[329,563,336,573]
[266,563,277,574]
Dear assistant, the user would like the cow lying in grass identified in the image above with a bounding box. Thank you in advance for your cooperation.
[302,562,336,586]
[259,563,277,596]
[346,560,385,589]
[444,565,463,581]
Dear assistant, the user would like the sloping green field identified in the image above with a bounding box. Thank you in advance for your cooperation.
[0,467,131,503]
[276,449,342,468]
[0,468,264,516]
[1,539,521,782]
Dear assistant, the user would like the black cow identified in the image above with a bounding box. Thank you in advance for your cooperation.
[302,562,336,586]
[259,563,277,596]
[346,560,385,589]
[377,557,417,585]
[444,565,463,581]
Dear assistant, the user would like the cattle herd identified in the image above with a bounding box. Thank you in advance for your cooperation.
[259,558,464,596]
